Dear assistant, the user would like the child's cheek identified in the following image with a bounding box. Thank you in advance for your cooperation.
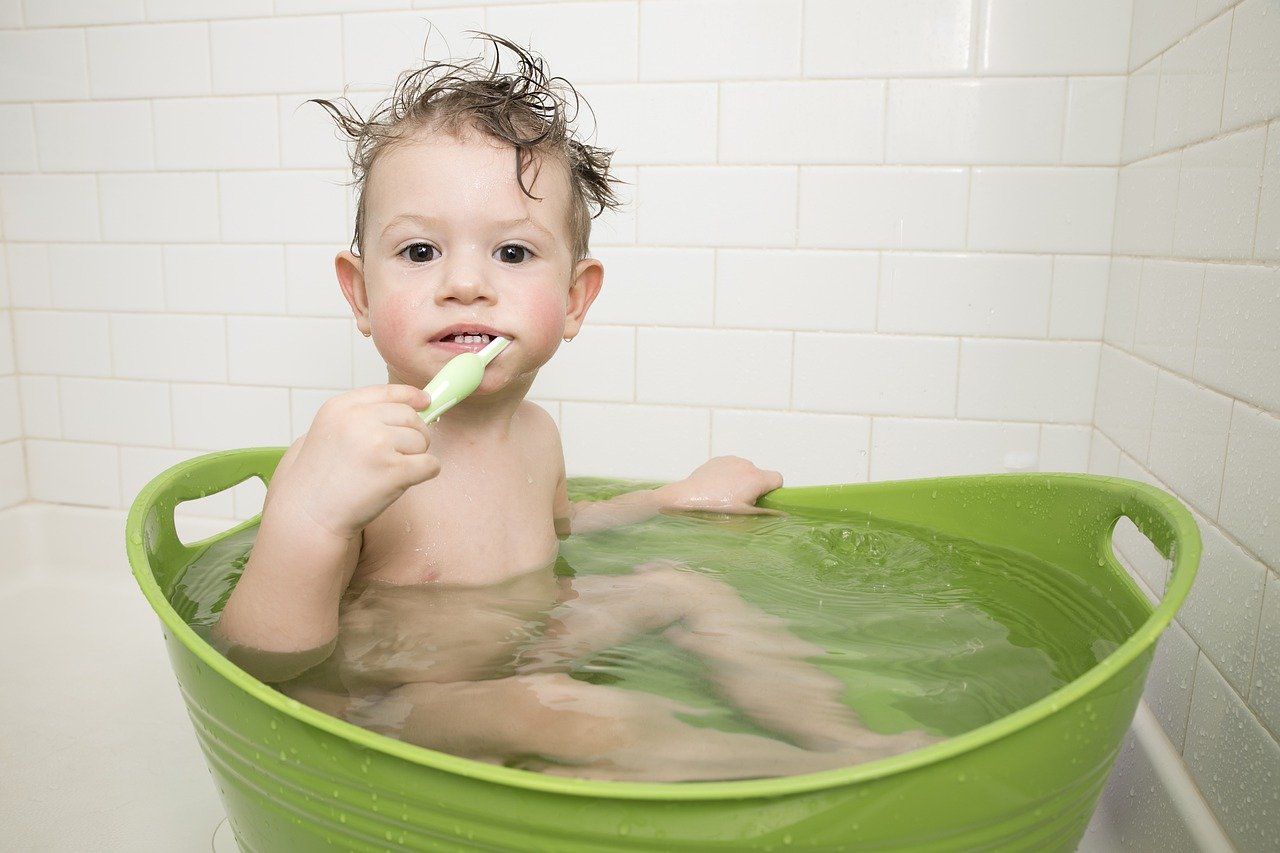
[370,304,415,364]
[527,298,570,344]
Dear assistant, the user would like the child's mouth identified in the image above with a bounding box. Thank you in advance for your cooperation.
[443,333,495,344]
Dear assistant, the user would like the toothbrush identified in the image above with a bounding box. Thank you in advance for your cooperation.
[418,336,511,424]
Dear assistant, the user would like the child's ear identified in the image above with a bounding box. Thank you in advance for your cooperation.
[335,251,372,336]
[563,257,603,339]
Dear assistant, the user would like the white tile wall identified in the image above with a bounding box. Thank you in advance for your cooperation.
[153,97,280,171]
[1062,78,1126,166]
[804,0,972,77]
[0,175,100,241]
[34,102,155,173]
[1173,126,1267,260]
[2,4,1276,839]
[1093,2,1280,846]
[980,0,1131,75]
[1194,263,1280,412]
[51,245,165,312]
[589,247,714,326]
[586,84,717,166]
[219,171,350,244]
[956,339,1098,423]
[641,0,797,81]
[342,11,485,91]
[1121,57,1160,164]
[1218,402,1280,569]
[1145,371,1232,517]
[209,18,343,96]
[721,81,884,165]
[87,24,211,99]
[561,402,709,480]
[110,314,226,383]
[1258,121,1280,260]
[1179,517,1267,695]
[1184,655,1280,851]
[163,246,288,315]
[1048,255,1109,339]
[1152,12,1230,155]
[878,253,1051,337]
[792,334,958,417]
[716,250,877,332]
[0,29,89,102]
[799,168,969,250]
[637,166,797,247]
[1133,260,1204,374]
[58,378,172,447]
[710,409,871,486]
[0,104,37,173]
[1256,572,1280,735]
[530,324,635,402]
[968,167,1117,253]
[1222,0,1280,132]
[495,3,638,84]
[1093,345,1158,462]
[14,312,112,377]
[869,417,1039,480]
[886,79,1064,165]
[635,328,792,409]
[226,317,352,388]
[99,174,220,243]
[1112,151,1180,255]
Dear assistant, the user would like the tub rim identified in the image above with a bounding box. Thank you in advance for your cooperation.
[126,448,1200,802]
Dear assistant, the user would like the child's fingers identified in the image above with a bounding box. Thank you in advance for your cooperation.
[388,425,430,456]
[348,383,430,409]
[374,402,431,430]
[382,383,431,409]
[758,468,784,491]
[397,449,441,485]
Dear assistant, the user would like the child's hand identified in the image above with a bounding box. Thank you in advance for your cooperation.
[656,456,784,516]
[277,384,438,538]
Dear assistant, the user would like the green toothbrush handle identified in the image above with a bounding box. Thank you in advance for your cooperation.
[419,353,485,424]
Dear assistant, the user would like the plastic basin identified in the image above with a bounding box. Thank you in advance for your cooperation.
[126,447,1200,852]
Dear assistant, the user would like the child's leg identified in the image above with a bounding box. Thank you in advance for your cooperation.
[525,561,936,757]
[372,672,860,781]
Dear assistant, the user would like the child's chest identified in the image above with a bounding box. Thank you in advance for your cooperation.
[356,435,562,585]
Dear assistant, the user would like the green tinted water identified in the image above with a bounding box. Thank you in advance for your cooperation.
[171,478,1141,742]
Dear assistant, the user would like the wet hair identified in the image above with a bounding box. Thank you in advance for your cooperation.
[311,32,620,261]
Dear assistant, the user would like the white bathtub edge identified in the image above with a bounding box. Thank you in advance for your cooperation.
[1085,701,1234,851]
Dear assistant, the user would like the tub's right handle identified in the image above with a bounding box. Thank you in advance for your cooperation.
[1098,476,1202,618]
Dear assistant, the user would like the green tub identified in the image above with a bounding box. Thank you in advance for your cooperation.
[126,448,1199,852]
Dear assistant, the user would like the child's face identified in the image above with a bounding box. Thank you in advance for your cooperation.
[338,126,601,397]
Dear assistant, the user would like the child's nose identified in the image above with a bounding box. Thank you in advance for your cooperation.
[435,252,494,305]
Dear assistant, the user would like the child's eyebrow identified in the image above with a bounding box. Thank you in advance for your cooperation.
[492,216,555,241]
[379,213,555,241]
[380,213,439,238]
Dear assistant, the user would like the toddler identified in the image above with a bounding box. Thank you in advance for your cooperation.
[214,34,932,781]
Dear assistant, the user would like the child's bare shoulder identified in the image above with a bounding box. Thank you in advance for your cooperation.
[515,400,562,440]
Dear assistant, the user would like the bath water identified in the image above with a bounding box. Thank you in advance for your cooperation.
[171,478,1139,763]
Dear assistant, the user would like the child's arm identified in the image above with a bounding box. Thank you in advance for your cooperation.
[214,384,437,661]
[558,456,783,536]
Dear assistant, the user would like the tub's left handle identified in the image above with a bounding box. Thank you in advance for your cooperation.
[127,447,288,590]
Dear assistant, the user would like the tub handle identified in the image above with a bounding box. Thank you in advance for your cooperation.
[127,447,287,590]
[1097,476,1202,614]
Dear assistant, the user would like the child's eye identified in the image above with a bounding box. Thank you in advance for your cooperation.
[401,243,439,263]
[494,244,532,264]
